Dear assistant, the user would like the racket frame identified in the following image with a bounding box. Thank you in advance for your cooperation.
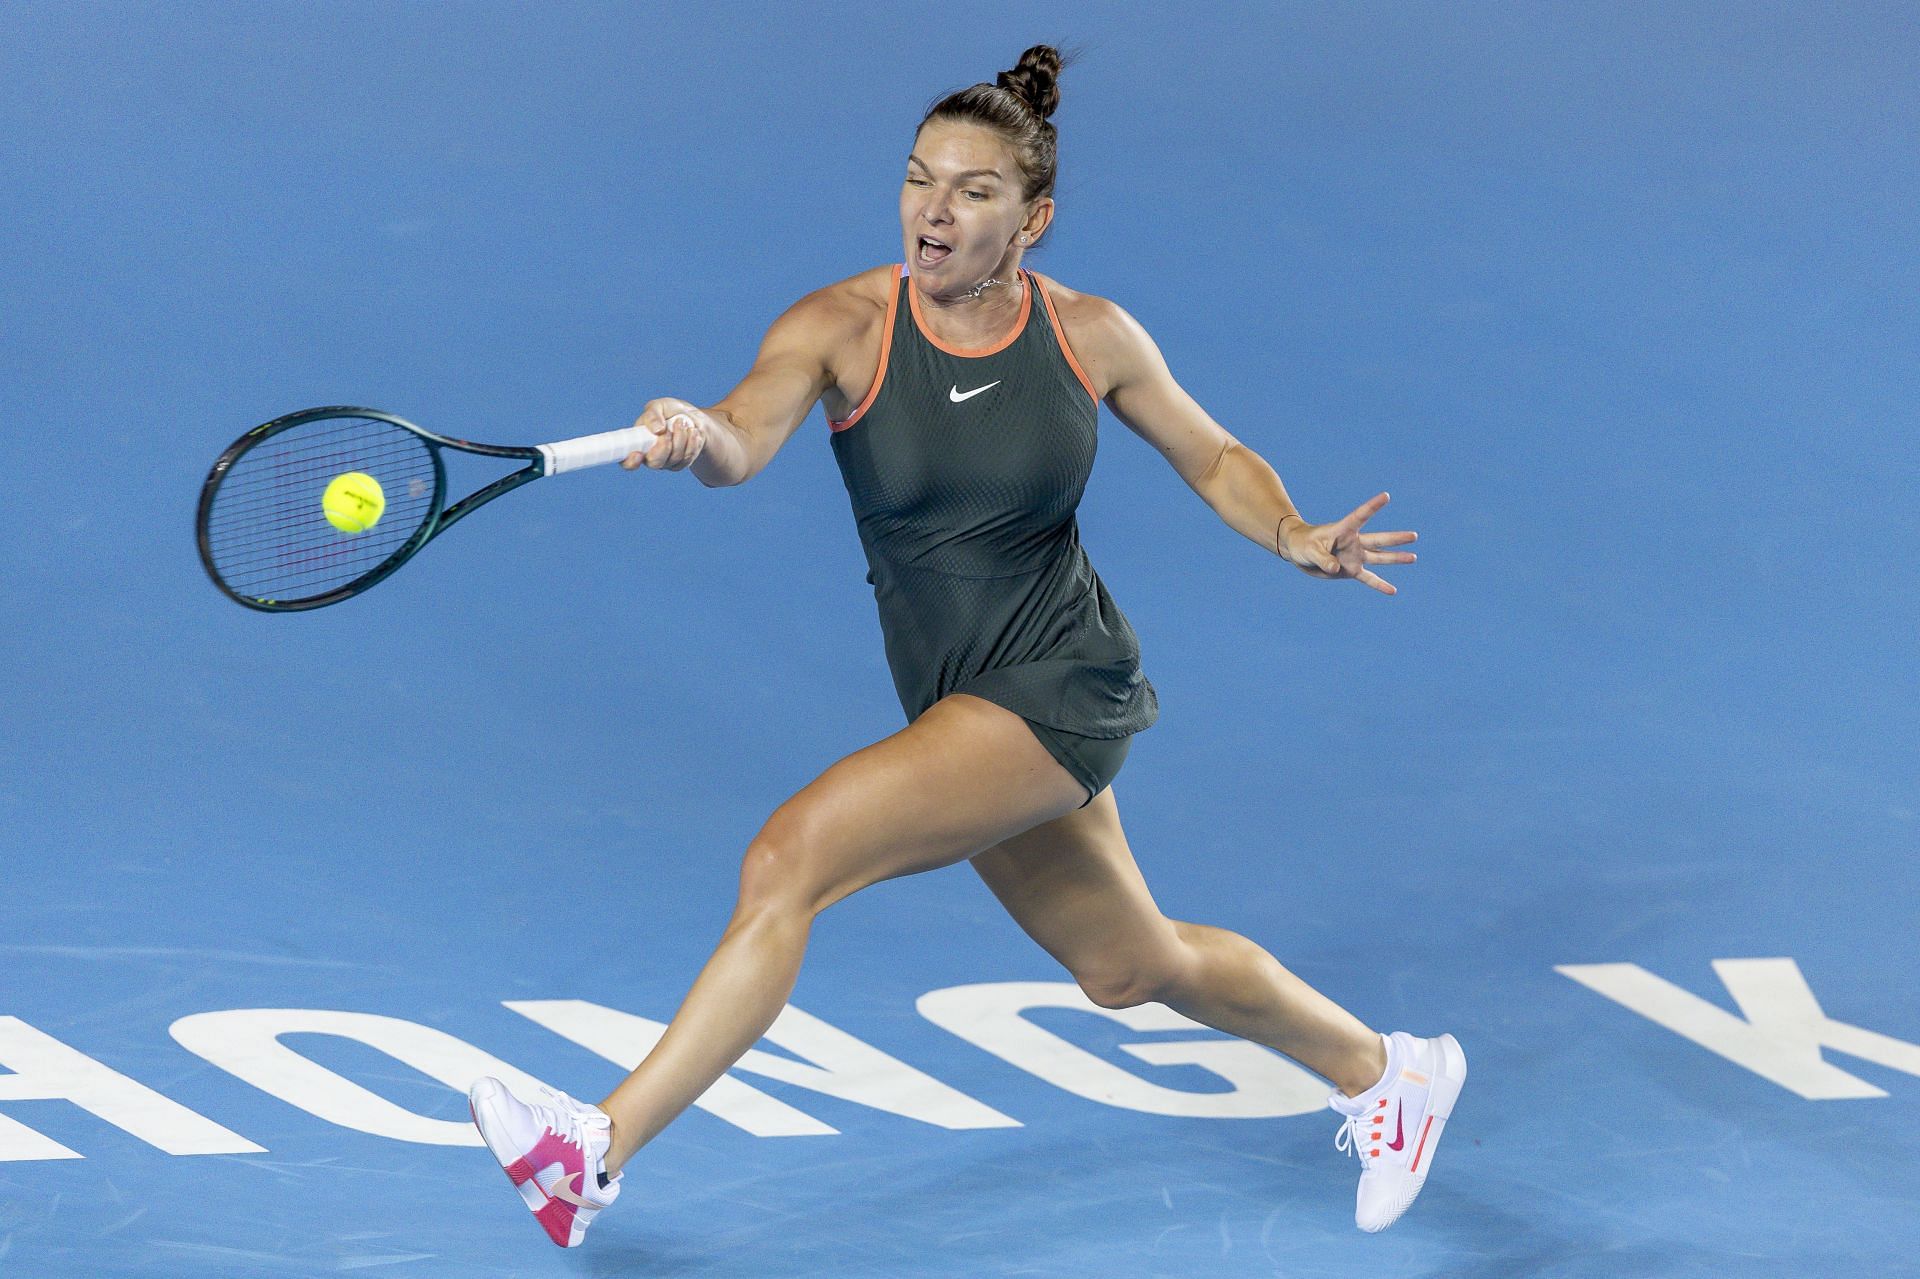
[196,405,546,612]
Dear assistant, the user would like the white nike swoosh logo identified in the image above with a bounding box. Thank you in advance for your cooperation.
[547,1170,603,1209]
[949,381,1001,402]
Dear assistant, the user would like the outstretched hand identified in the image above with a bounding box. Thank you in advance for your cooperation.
[1281,492,1417,595]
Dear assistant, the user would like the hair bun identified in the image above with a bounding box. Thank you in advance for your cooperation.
[996,44,1063,119]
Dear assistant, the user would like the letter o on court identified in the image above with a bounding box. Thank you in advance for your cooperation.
[170,1009,556,1145]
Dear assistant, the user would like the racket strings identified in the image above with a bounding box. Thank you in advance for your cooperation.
[203,416,439,602]
[202,443,434,519]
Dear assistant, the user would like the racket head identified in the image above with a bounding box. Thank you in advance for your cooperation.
[196,406,447,611]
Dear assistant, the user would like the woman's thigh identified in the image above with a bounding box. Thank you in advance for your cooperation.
[745,693,1088,914]
[967,787,1186,995]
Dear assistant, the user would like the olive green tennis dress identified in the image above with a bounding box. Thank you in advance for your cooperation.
[828,263,1158,804]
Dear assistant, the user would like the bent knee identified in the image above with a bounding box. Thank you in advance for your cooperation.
[1071,923,1193,1010]
[1076,969,1172,1010]
[1074,953,1184,1010]
[1075,910,1190,1013]
[736,824,829,918]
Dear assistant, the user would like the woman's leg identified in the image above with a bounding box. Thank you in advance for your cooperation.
[969,787,1388,1096]
[597,693,1087,1173]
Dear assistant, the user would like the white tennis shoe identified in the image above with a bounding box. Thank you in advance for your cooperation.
[1328,1031,1467,1232]
[469,1076,622,1248]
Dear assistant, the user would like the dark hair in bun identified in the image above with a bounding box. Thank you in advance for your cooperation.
[995,44,1062,120]
[920,44,1079,218]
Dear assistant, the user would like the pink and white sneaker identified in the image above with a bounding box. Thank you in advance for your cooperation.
[1328,1031,1467,1232]
[468,1076,622,1248]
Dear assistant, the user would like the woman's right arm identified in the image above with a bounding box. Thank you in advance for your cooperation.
[623,286,857,488]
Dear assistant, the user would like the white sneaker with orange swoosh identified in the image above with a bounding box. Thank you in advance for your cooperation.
[469,1077,622,1248]
[1328,1031,1468,1232]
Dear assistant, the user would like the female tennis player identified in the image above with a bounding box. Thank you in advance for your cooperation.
[468,44,1465,1247]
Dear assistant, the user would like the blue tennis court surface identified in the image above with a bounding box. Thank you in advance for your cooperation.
[3,4,1916,1275]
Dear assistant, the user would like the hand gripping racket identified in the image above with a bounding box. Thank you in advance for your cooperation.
[196,405,671,611]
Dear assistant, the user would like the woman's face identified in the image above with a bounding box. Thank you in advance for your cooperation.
[901,120,1045,292]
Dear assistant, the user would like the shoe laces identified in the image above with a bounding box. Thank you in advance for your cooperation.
[1332,1096,1393,1164]
[536,1085,607,1156]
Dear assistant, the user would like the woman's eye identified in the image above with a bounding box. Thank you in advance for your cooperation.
[965,191,986,200]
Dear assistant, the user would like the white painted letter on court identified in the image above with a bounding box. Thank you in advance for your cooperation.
[507,999,1019,1136]
[0,1016,265,1161]
[1558,957,1920,1099]
[916,982,1327,1117]
[170,1009,557,1145]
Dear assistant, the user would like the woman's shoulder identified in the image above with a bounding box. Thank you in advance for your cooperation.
[1025,270,1126,398]
[809,263,902,321]
[1026,270,1125,342]
[1025,269,1095,309]
[754,265,897,368]
[801,266,904,422]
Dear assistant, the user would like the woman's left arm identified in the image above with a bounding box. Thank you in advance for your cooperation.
[1084,298,1417,596]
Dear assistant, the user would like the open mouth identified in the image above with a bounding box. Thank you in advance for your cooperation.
[916,236,953,267]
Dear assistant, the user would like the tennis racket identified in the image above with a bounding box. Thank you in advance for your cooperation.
[196,405,672,611]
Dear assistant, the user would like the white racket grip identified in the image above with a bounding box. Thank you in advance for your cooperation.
[538,424,661,475]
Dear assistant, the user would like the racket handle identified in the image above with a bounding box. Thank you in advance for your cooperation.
[538,425,661,475]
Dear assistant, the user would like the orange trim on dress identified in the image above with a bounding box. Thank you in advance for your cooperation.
[906,268,1032,358]
[829,263,902,432]
[1033,272,1097,402]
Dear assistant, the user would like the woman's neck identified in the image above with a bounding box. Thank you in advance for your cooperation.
[915,266,1026,340]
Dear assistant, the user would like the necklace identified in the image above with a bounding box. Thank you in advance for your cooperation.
[959,274,1021,301]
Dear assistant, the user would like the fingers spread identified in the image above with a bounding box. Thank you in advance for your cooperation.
[1342,491,1391,529]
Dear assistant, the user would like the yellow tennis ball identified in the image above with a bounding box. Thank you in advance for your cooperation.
[323,471,386,534]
